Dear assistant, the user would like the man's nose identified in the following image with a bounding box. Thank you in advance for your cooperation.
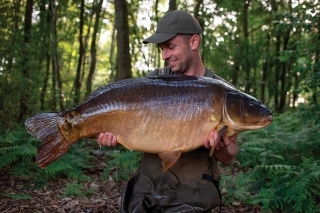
[162,49,169,60]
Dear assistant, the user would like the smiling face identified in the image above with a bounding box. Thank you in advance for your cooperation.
[158,35,200,74]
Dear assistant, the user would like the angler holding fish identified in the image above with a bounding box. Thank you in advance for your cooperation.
[25,10,272,213]
[96,10,272,213]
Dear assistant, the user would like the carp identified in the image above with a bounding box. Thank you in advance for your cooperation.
[25,75,273,171]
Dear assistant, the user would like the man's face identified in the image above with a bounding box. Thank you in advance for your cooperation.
[158,35,193,74]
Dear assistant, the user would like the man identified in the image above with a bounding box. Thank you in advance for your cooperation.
[98,10,238,213]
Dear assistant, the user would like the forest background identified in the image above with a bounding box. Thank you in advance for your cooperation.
[0,0,319,212]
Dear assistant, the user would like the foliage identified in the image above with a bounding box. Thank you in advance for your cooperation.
[4,193,33,200]
[221,104,320,213]
[219,170,253,207]
[0,127,94,183]
[0,128,38,175]
[103,148,142,182]
[61,181,96,198]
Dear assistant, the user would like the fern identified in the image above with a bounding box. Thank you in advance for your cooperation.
[0,127,95,183]
[0,153,19,169]
[0,128,38,171]
[103,148,141,182]
[220,171,253,206]
[4,193,33,200]
[228,106,320,213]
[61,181,96,198]
[43,140,93,181]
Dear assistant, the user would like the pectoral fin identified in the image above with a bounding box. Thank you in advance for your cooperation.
[209,125,228,157]
[158,149,182,172]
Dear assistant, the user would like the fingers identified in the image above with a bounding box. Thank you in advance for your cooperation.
[205,130,237,151]
[97,132,118,146]
[203,130,219,149]
[209,131,219,147]
[203,138,210,149]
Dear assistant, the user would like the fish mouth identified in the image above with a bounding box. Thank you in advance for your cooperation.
[264,114,273,126]
[257,114,273,127]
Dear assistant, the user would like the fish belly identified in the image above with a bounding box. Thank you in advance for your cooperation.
[74,98,219,154]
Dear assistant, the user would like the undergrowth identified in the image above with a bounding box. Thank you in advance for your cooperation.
[61,181,96,197]
[102,148,141,182]
[221,104,320,213]
[0,127,94,186]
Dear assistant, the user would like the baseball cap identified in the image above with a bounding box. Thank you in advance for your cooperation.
[143,10,202,44]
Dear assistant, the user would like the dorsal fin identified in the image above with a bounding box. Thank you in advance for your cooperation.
[83,85,109,102]
[83,78,134,102]
[148,75,198,81]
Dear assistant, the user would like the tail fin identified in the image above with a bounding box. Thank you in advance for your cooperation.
[25,112,73,169]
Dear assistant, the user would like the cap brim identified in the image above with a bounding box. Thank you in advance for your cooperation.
[143,33,177,44]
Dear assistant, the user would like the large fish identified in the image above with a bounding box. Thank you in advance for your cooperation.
[25,75,272,171]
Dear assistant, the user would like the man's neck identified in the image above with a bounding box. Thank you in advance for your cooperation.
[184,64,206,76]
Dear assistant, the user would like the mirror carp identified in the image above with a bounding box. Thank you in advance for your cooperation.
[25,75,273,171]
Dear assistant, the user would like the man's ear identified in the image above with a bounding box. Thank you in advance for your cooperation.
[190,34,200,50]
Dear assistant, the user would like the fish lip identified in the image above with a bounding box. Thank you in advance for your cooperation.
[260,115,273,126]
[266,115,273,122]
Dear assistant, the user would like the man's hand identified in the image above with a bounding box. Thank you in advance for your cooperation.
[97,132,118,147]
[203,130,238,165]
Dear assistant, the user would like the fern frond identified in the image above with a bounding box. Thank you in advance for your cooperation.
[0,146,19,154]
[0,153,19,169]
[16,143,37,156]
[10,163,37,178]
[44,158,74,176]
[103,149,141,182]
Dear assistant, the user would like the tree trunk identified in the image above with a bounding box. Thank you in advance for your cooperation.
[278,28,290,112]
[194,0,203,59]
[271,0,281,112]
[109,25,117,82]
[243,0,251,93]
[313,25,320,104]
[19,0,33,120]
[115,0,132,80]
[74,0,85,103]
[232,27,241,86]
[50,0,63,111]
[168,0,177,11]
[261,33,271,104]
[39,0,51,111]
[274,35,281,112]
[81,4,95,92]
[86,0,104,96]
